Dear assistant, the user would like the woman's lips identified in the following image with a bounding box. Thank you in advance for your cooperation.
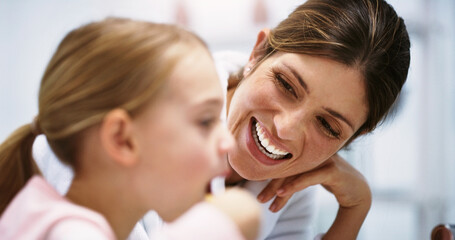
[245,118,291,166]
[253,120,292,157]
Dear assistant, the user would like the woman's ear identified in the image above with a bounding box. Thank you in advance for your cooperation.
[244,28,270,76]
[100,109,138,167]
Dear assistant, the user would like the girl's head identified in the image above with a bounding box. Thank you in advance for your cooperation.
[0,18,233,220]
[226,0,410,180]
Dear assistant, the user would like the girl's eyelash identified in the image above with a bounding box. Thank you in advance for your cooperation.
[317,116,341,139]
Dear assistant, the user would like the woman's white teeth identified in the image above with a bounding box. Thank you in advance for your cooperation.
[254,122,289,158]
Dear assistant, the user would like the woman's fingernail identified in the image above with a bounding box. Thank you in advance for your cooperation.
[276,188,285,196]
[269,203,277,212]
[257,194,265,202]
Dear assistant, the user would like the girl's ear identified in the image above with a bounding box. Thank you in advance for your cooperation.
[244,28,270,76]
[100,109,138,167]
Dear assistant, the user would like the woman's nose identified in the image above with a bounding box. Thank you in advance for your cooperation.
[273,110,306,141]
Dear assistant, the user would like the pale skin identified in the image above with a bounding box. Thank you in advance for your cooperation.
[225,29,372,239]
[66,46,236,239]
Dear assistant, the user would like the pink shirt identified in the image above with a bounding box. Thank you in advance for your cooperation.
[0,176,246,240]
[0,176,116,240]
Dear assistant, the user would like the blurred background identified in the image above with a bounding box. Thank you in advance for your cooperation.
[0,0,454,239]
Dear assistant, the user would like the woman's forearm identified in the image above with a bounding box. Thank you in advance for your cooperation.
[322,201,371,240]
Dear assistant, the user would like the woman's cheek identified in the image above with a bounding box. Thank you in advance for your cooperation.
[239,78,272,106]
[314,144,339,166]
[301,130,339,168]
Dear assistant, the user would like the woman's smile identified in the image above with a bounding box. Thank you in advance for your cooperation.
[246,117,293,166]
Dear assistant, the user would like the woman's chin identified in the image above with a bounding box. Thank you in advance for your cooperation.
[229,158,270,181]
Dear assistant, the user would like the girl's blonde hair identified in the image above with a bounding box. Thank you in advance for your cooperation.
[0,17,208,215]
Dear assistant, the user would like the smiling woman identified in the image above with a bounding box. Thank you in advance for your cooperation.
[221,0,410,239]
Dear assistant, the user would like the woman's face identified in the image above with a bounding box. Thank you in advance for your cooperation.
[133,47,234,221]
[227,52,368,180]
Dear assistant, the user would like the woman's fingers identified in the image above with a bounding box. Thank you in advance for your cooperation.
[257,178,286,203]
[265,170,325,212]
[276,166,330,197]
[268,194,292,212]
[258,167,331,213]
[258,154,371,214]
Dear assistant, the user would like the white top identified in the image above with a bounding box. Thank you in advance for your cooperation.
[31,51,321,240]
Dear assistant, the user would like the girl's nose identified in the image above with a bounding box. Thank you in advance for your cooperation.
[218,125,235,155]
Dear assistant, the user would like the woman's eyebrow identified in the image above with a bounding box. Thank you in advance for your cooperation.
[324,107,354,130]
[282,63,310,94]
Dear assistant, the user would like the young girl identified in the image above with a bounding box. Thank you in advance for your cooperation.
[0,18,259,239]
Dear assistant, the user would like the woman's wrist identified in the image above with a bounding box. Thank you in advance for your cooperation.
[323,201,371,240]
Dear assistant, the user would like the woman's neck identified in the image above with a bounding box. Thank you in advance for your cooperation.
[66,176,143,240]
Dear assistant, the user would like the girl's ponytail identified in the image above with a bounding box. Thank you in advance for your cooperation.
[0,123,41,216]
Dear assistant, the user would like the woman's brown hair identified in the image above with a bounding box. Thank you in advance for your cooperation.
[0,17,208,215]
[232,0,410,144]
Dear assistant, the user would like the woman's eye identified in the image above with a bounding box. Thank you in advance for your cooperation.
[275,73,297,98]
[317,116,341,139]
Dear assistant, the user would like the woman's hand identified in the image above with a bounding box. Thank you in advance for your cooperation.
[257,153,372,239]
